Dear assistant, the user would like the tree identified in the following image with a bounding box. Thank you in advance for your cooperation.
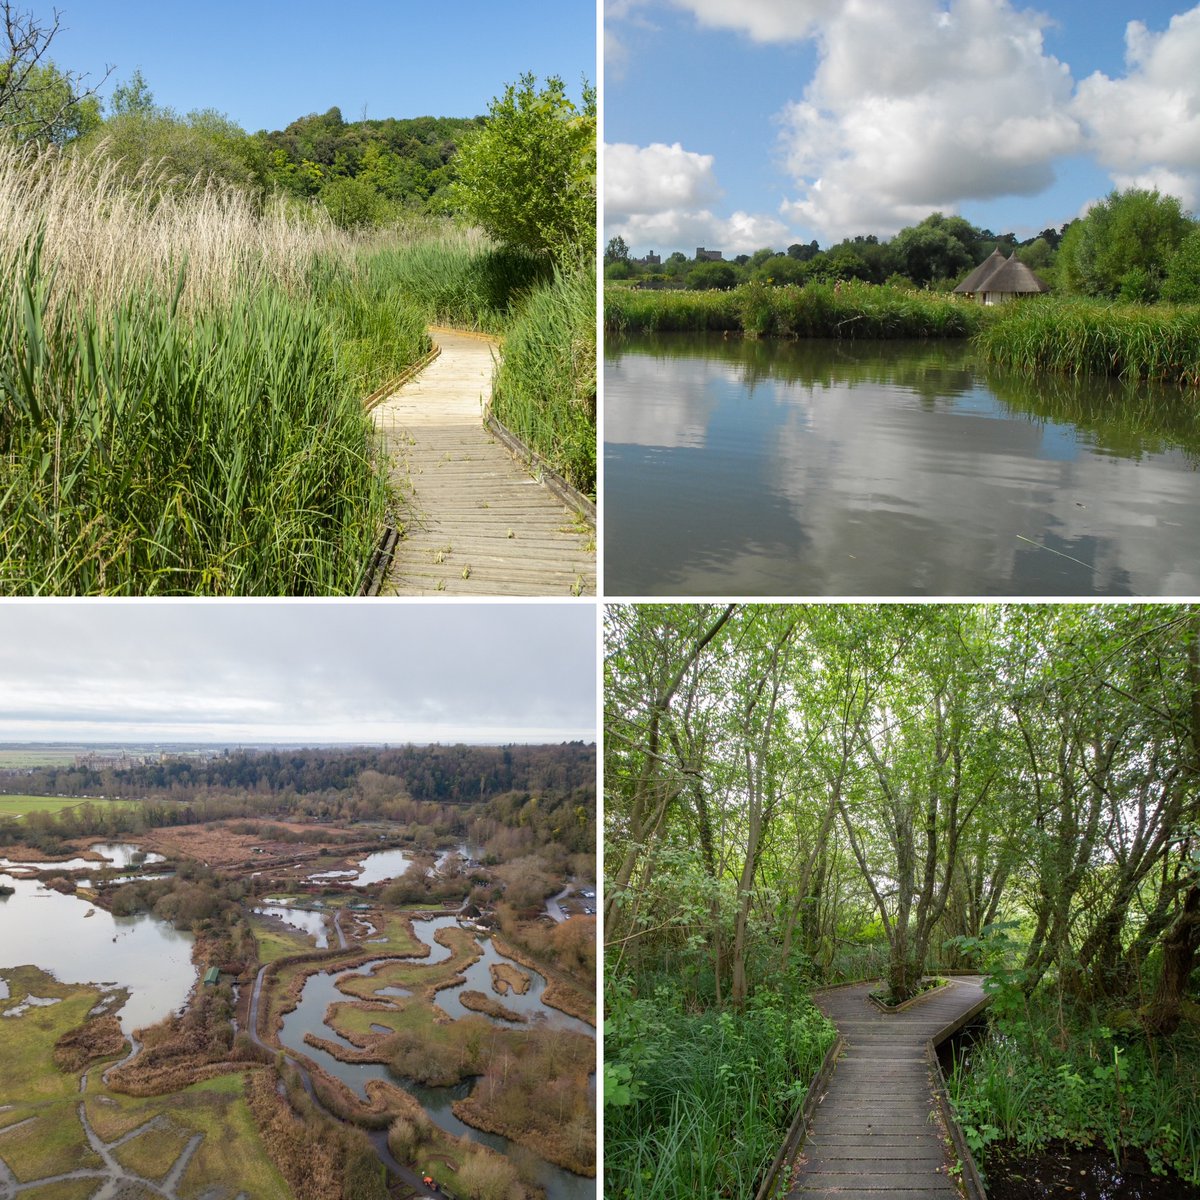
[0,2,108,144]
[686,261,737,290]
[453,73,595,264]
[1058,188,1194,300]
[321,175,386,229]
[109,69,155,118]
[1162,227,1200,303]
[889,215,975,286]
[605,235,630,264]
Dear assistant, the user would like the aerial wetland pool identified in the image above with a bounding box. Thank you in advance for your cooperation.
[604,334,1200,596]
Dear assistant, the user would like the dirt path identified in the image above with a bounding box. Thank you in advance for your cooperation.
[785,977,988,1199]
[371,328,595,596]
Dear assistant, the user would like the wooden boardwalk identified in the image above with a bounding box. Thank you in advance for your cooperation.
[371,328,595,596]
[785,977,987,1200]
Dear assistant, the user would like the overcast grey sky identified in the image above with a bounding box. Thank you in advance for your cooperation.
[0,603,596,745]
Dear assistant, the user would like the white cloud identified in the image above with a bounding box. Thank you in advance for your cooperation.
[607,1,1200,246]
[605,141,721,218]
[605,141,789,254]
[665,0,835,42]
[1073,7,1200,210]
[776,0,1080,240]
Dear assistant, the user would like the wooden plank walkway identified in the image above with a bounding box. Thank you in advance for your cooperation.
[785,977,987,1200]
[371,328,595,596]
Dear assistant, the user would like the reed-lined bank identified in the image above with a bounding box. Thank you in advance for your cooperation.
[606,282,1200,391]
[0,144,427,594]
[491,262,596,497]
[605,279,987,338]
[976,296,1200,386]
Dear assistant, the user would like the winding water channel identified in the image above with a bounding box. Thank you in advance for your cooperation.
[605,334,1200,596]
[277,916,594,1200]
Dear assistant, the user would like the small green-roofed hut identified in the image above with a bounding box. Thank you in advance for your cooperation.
[203,966,220,986]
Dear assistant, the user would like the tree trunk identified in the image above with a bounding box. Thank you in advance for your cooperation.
[1143,885,1200,1036]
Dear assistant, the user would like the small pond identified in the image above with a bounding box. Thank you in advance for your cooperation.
[0,872,195,1033]
[254,904,330,949]
[605,334,1200,596]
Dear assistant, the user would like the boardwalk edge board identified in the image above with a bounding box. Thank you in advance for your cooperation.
[484,411,597,525]
[866,978,954,1014]
[753,1034,845,1200]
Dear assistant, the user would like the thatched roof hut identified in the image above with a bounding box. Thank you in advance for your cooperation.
[954,251,1049,304]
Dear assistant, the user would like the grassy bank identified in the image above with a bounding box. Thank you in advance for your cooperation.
[0,144,428,595]
[977,296,1200,385]
[605,279,987,338]
[605,981,835,1200]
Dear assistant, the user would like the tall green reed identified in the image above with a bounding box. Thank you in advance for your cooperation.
[0,234,407,594]
[490,261,596,497]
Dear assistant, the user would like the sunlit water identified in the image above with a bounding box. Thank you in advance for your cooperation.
[0,873,195,1033]
[605,335,1200,596]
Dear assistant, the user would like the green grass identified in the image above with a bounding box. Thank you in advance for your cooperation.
[251,917,320,964]
[976,296,1200,385]
[0,796,142,819]
[605,981,836,1200]
[362,237,551,334]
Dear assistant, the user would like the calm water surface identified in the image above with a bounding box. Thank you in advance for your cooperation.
[0,873,195,1032]
[605,335,1200,595]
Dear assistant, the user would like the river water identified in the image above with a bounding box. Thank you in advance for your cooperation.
[0,873,195,1033]
[604,334,1200,596]
[277,916,595,1200]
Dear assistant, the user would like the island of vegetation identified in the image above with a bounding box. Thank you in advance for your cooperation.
[0,740,597,1200]
[605,603,1200,1200]
[0,7,595,594]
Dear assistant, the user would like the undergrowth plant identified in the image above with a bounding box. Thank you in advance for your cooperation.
[947,1000,1200,1185]
[605,976,835,1200]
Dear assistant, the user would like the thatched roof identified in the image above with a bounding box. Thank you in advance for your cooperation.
[954,249,1007,294]
[954,251,1049,296]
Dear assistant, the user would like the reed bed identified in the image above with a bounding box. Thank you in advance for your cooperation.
[0,142,425,594]
[363,234,552,333]
[977,297,1200,386]
[490,261,596,497]
[605,279,988,338]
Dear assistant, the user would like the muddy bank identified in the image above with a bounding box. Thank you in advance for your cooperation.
[985,1141,1200,1199]
[459,990,526,1022]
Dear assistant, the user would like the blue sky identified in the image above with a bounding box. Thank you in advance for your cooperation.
[605,1,1200,255]
[49,1,595,133]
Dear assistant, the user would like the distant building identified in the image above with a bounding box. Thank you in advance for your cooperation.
[954,250,1050,305]
[696,247,724,261]
[636,251,661,266]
